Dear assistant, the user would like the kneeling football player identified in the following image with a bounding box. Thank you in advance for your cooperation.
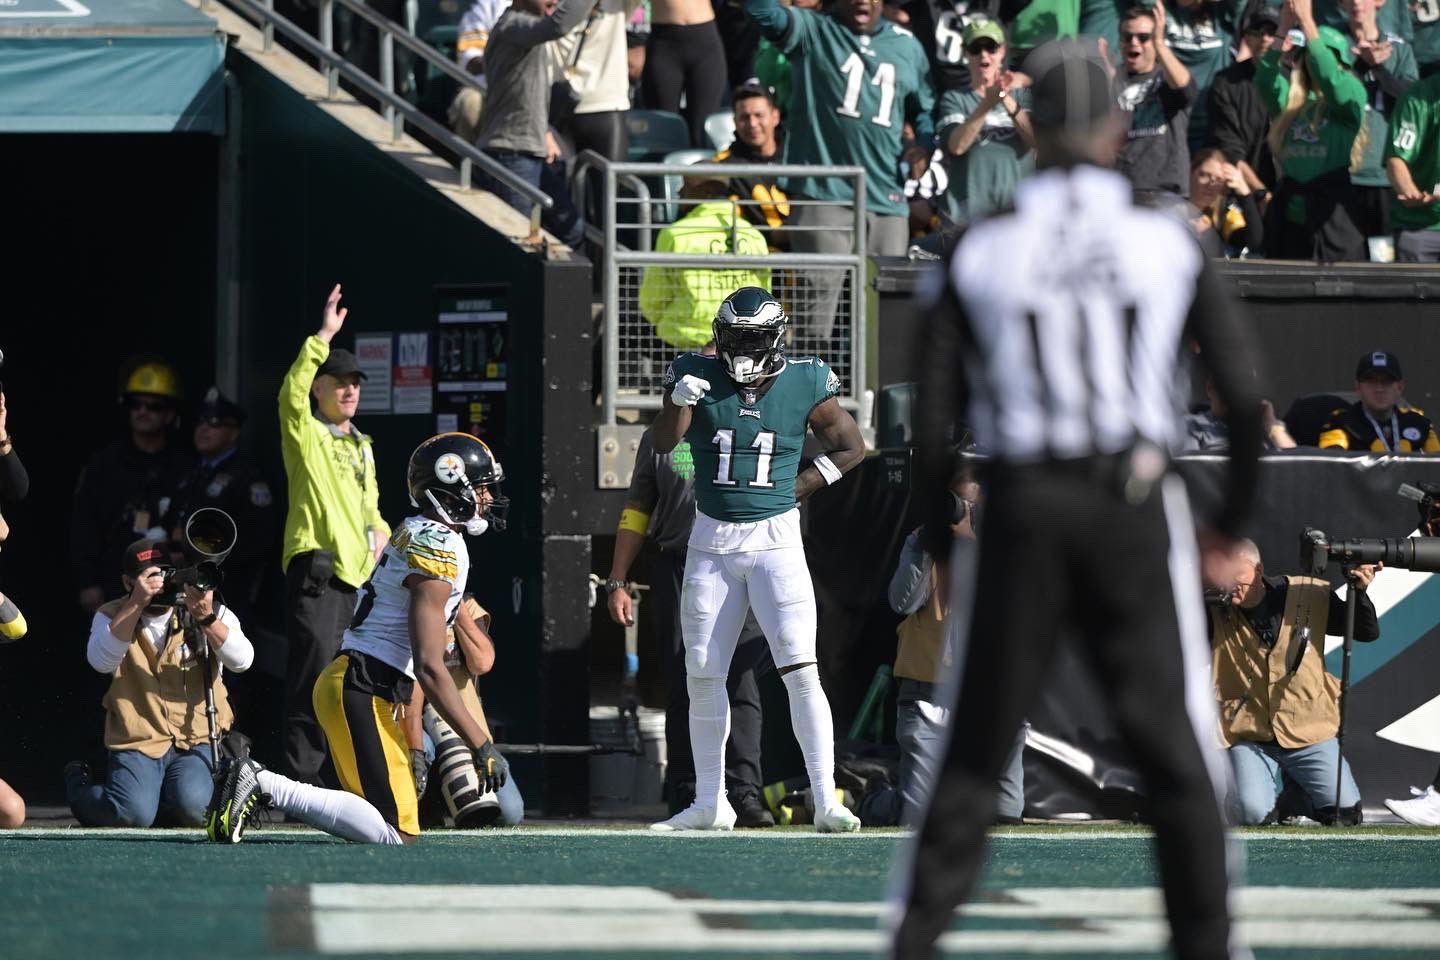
[206,434,511,844]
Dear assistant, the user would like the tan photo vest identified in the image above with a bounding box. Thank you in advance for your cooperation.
[1211,576,1338,749]
[96,598,234,757]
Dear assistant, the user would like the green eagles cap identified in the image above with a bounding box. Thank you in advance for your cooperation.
[962,19,1007,48]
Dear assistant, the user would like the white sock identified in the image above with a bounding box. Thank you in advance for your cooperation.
[687,674,731,809]
[256,769,405,845]
[781,665,839,811]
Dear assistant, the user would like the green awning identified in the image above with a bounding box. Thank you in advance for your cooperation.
[0,0,225,133]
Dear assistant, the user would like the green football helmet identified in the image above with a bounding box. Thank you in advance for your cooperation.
[713,286,788,385]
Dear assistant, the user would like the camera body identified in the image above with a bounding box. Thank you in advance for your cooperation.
[160,561,223,607]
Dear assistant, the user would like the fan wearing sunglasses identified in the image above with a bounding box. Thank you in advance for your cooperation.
[936,19,1035,223]
[1114,0,1198,209]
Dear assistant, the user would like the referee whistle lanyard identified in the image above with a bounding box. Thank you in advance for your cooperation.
[1363,409,1400,452]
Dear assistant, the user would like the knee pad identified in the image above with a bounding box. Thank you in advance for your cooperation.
[423,706,501,828]
[0,595,26,643]
[686,674,728,713]
[684,646,725,679]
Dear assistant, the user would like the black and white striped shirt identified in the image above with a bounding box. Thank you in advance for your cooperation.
[916,165,1263,532]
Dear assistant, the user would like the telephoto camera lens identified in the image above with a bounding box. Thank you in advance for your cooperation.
[423,705,501,827]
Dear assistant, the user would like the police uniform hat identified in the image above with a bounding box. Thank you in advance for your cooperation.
[122,538,172,577]
[1356,351,1403,380]
[198,386,247,426]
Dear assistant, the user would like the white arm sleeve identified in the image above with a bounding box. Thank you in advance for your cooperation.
[87,612,131,674]
[213,606,254,674]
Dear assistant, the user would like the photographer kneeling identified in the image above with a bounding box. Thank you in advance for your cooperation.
[1208,539,1378,826]
[66,538,253,828]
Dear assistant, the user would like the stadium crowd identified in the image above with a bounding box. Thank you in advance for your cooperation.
[438,0,1440,263]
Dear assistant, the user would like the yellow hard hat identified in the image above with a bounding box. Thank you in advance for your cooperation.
[123,362,183,401]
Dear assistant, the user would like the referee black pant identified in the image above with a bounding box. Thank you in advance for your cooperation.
[890,461,1238,960]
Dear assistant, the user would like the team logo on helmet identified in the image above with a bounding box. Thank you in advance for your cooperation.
[434,453,466,484]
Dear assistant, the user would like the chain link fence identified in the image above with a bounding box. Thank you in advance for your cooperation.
[573,156,869,423]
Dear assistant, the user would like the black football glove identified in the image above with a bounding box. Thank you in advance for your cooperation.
[410,748,430,797]
[473,740,509,794]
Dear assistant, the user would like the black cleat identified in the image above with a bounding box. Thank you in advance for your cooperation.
[731,789,776,829]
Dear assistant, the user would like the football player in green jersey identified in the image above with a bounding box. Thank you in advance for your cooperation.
[650,287,867,832]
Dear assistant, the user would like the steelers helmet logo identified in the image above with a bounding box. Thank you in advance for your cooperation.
[434,453,466,484]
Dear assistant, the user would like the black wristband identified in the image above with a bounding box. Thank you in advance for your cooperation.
[197,612,219,627]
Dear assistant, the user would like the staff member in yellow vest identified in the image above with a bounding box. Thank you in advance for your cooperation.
[1209,538,1380,826]
[280,283,390,786]
[861,469,1026,827]
[64,538,254,827]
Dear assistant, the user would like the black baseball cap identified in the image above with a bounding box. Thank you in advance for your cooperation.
[1356,350,1403,380]
[197,386,247,425]
[123,538,172,577]
[1023,40,1116,132]
[316,347,368,381]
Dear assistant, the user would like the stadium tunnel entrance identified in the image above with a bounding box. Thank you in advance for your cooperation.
[0,0,597,815]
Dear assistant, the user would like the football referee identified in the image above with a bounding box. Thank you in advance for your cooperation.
[888,41,1263,960]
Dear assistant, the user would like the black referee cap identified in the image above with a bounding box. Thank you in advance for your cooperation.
[1022,40,1115,133]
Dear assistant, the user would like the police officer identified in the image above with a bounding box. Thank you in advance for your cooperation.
[71,361,194,614]
[168,387,275,626]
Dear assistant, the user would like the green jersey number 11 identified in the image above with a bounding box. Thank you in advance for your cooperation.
[837,52,897,128]
[713,428,777,489]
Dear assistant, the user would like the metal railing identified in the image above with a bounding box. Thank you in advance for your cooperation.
[211,0,553,232]
[578,156,871,426]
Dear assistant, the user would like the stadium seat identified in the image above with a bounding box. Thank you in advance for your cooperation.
[876,382,917,449]
[659,148,716,223]
[704,111,736,152]
[1284,392,1352,447]
[415,24,460,127]
[626,110,691,161]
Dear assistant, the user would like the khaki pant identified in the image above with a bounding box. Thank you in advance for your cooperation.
[447,86,484,144]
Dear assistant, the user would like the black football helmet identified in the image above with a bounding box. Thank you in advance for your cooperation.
[713,286,788,385]
[406,433,508,534]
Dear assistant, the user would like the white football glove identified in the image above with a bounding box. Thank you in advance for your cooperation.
[669,374,711,407]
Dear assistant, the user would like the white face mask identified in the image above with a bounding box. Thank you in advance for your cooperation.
[727,354,766,384]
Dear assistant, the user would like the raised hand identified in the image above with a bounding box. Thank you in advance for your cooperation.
[670,374,711,407]
[319,283,348,344]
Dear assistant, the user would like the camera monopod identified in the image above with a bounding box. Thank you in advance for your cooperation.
[1333,564,1361,818]
[175,508,238,767]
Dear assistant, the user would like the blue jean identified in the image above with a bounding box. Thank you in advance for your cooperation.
[1228,737,1360,825]
[67,745,215,828]
[481,149,585,248]
[860,692,1027,826]
[422,731,524,826]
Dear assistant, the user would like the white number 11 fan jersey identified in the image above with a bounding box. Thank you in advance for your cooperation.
[340,515,470,678]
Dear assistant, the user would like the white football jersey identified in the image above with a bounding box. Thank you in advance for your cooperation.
[341,515,470,678]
